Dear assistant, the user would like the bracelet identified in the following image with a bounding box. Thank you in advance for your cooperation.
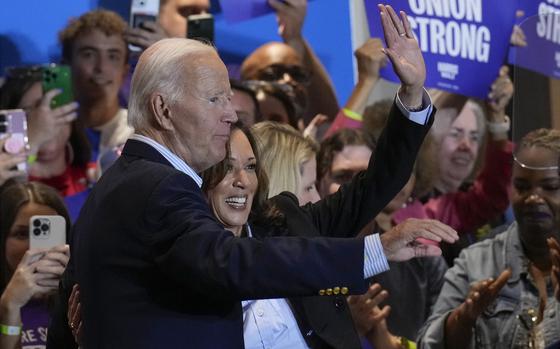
[342,108,363,121]
[487,115,510,134]
[27,154,37,165]
[399,336,417,349]
[0,324,21,336]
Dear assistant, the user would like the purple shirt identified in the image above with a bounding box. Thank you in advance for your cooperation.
[20,300,50,348]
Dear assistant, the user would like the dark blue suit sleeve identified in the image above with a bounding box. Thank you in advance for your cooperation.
[143,173,369,300]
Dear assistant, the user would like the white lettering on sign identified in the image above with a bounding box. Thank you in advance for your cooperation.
[406,0,490,62]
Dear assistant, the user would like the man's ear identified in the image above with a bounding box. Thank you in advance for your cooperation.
[149,93,174,131]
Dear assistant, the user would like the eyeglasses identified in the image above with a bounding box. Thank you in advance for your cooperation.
[256,64,311,85]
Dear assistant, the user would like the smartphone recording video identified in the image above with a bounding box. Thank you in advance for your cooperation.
[187,13,214,44]
[129,0,160,52]
[29,215,67,250]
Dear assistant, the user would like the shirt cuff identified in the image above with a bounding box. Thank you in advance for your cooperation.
[395,88,433,125]
[363,234,389,278]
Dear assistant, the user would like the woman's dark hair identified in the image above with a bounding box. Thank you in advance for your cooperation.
[230,79,262,123]
[201,122,284,234]
[317,128,377,183]
[0,65,91,167]
[0,182,71,292]
[246,80,302,129]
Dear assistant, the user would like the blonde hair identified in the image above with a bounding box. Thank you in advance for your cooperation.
[251,121,318,198]
[128,38,216,131]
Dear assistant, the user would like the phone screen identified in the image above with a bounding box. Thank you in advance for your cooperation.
[132,13,157,29]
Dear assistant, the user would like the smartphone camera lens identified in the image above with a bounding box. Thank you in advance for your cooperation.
[33,219,41,227]
[41,224,49,232]
[33,228,41,236]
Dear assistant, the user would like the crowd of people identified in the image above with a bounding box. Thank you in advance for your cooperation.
[0,0,559,348]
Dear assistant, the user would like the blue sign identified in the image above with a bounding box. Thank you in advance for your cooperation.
[220,0,275,23]
[512,1,560,79]
[219,0,315,23]
[364,0,517,98]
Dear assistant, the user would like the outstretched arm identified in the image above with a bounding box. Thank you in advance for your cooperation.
[269,0,340,120]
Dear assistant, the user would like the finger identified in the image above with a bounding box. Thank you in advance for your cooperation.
[75,321,83,341]
[378,5,398,46]
[386,5,406,36]
[489,268,512,293]
[310,114,328,126]
[1,169,27,181]
[411,226,443,242]
[400,10,414,38]
[423,220,459,242]
[371,305,391,322]
[41,89,62,108]
[138,20,159,32]
[548,237,560,254]
[126,35,153,50]
[365,283,382,299]
[413,244,442,258]
[55,112,78,124]
[369,289,389,307]
[71,302,82,326]
[68,285,78,309]
[1,155,27,169]
[20,248,48,266]
[53,101,79,118]
[35,263,66,276]
[499,65,510,76]
[36,278,61,287]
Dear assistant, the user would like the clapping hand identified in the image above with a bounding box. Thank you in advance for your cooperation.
[68,284,83,345]
[347,283,390,336]
[453,269,512,324]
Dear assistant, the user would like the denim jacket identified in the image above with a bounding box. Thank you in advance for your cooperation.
[417,223,560,349]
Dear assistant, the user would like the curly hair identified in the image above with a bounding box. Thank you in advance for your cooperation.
[59,9,128,63]
[519,128,560,153]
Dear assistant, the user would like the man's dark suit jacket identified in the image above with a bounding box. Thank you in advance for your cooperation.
[47,104,433,348]
[250,104,434,348]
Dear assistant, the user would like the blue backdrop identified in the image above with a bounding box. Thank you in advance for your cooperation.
[0,0,355,105]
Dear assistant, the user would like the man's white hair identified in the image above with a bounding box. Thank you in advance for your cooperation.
[128,38,215,131]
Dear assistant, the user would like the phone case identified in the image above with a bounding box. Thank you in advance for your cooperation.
[0,109,29,173]
[129,0,160,51]
[29,215,66,250]
[42,65,74,109]
[187,13,214,43]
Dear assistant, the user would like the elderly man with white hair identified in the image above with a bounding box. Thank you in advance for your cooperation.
[45,5,458,348]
